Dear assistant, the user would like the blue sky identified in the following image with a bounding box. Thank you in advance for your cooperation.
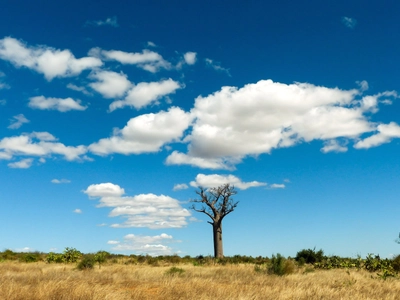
[1,0,400,258]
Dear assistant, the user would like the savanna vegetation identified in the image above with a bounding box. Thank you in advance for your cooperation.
[2,248,400,299]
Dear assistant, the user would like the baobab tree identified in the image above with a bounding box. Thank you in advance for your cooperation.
[191,184,238,258]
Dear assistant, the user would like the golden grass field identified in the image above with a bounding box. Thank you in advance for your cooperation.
[1,261,400,300]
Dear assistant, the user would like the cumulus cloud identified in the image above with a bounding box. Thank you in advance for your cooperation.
[109,79,181,111]
[190,174,266,190]
[166,80,397,169]
[0,132,87,163]
[89,70,132,98]
[73,209,82,214]
[8,158,33,168]
[89,107,192,155]
[0,37,102,80]
[111,233,178,256]
[28,96,87,112]
[97,48,171,73]
[107,240,120,245]
[85,16,119,27]
[354,122,400,149]
[173,183,189,191]
[184,52,197,65]
[8,114,30,129]
[51,178,71,184]
[321,139,348,153]
[342,17,357,29]
[84,182,191,229]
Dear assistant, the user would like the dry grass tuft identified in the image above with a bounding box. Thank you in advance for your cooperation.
[1,262,400,299]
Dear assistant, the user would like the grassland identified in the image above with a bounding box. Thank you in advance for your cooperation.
[1,261,400,300]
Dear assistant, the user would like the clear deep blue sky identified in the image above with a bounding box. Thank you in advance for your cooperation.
[1,0,400,257]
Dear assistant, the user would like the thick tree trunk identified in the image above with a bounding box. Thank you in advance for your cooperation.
[213,222,223,258]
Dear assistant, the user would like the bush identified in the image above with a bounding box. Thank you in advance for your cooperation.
[268,254,295,276]
[295,248,324,264]
[165,267,185,276]
[392,254,400,272]
[63,247,82,263]
[46,252,64,263]
[20,253,40,263]
[77,255,95,270]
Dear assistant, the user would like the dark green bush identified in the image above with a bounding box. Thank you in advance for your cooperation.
[295,248,324,264]
[77,255,95,270]
[165,267,185,276]
[20,253,40,263]
[268,254,295,276]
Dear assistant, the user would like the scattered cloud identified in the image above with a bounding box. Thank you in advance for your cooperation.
[89,107,192,155]
[84,182,191,229]
[109,79,181,110]
[354,122,400,149]
[184,52,197,65]
[167,80,398,169]
[205,58,231,76]
[0,99,6,105]
[321,139,348,153]
[173,183,189,191]
[8,158,34,169]
[0,132,87,163]
[0,37,103,80]
[28,96,87,112]
[269,183,285,189]
[0,71,10,89]
[89,70,132,98]
[110,233,178,256]
[73,209,82,214]
[85,16,119,28]
[15,247,34,252]
[67,83,92,96]
[190,174,266,190]
[147,41,156,47]
[107,240,120,245]
[8,114,30,129]
[342,17,357,29]
[97,48,171,73]
[51,178,71,184]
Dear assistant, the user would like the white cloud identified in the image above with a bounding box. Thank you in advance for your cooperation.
[85,16,119,27]
[15,247,34,253]
[354,122,400,149]
[269,183,285,189]
[184,52,197,65]
[342,17,357,29]
[73,209,82,214]
[89,70,132,98]
[109,79,181,111]
[167,80,397,169]
[0,132,87,163]
[51,178,71,184]
[0,99,6,105]
[205,58,230,76]
[165,151,237,170]
[8,158,34,169]
[0,71,10,89]
[0,37,103,80]
[147,41,156,47]
[84,183,191,229]
[321,139,348,153]
[111,233,177,256]
[28,96,87,112]
[99,48,171,73]
[8,114,30,129]
[89,107,192,155]
[173,183,189,191]
[67,83,92,96]
[84,182,126,198]
[190,174,266,190]
[107,240,120,245]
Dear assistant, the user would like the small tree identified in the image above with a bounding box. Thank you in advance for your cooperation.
[191,184,238,258]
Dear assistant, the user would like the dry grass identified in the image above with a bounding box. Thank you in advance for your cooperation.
[1,261,400,299]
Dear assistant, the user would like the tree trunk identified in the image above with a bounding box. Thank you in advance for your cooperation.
[213,222,223,258]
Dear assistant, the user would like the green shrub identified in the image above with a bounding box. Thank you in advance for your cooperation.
[165,267,185,276]
[63,247,82,263]
[20,253,40,263]
[268,254,295,276]
[77,255,95,270]
[94,251,110,268]
[392,254,400,272]
[46,252,64,263]
[295,248,324,264]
